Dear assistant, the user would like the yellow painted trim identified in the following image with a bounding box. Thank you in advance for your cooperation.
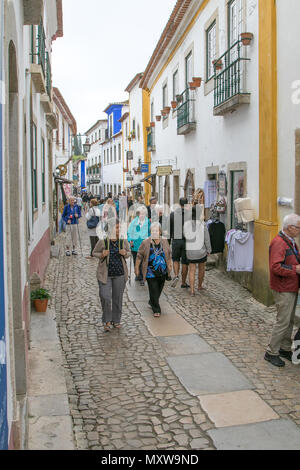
[252,0,278,305]
[142,89,151,205]
[149,0,211,93]
[257,0,278,226]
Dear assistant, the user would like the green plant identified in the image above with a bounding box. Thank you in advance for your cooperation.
[30,288,51,301]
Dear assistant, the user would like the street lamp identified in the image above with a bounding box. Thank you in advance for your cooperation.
[83,138,91,155]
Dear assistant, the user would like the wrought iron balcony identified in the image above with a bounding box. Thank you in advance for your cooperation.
[147,127,156,152]
[31,22,46,77]
[177,88,196,135]
[213,40,251,116]
[45,52,52,98]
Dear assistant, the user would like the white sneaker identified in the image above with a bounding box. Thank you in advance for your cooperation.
[66,250,71,257]
[171,276,179,288]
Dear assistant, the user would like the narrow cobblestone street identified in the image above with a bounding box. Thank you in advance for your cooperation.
[44,222,300,450]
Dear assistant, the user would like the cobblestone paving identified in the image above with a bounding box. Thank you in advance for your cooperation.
[45,223,300,450]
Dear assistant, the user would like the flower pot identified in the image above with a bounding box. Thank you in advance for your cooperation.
[128,136,132,141]
[213,59,223,71]
[156,115,161,122]
[123,168,129,173]
[34,299,48,313]
[240,32,253,46]
[171,101,177,109]
[161,109,167,116]
[150,122,155,127]
[164,107,171,115]
[189,82,196,91]
[192,77,202,87]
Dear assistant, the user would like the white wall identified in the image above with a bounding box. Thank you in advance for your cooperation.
[149,0,259,224]
[277,0,300,225]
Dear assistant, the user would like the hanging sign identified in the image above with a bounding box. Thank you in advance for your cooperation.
[141,164,149,173]
[157,165,173,177]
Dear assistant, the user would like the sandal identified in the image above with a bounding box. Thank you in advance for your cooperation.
[104,323,111,332]
[153,313,161,318]
[113,323,122,329]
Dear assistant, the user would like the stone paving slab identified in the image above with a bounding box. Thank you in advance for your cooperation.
[199,390,279,428]
[157,335,214,356]
[167,353,254,396]
[28,347,68,397]
[28,416,74,450]
[135,302,197,337]
[29,394,71,417]
[208,419,300,450]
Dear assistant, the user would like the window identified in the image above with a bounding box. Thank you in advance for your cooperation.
[151,102,154,122]
[206,21,217,81]
[31,123,38,211]
[109,115,113,138]
[114,146,117,163]
[110,147,112,163]
[162,84,168,108]
[41,137,45,203]
[132,119,136,131]
[104,149,106,165]
[118,143,121,161]
[62,122,65,150]
[173,70,179,101]
[118,185,121,195]
[185,51,193,88]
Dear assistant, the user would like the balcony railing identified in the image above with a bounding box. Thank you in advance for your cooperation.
[177,88,196,135]
[31,22,46,78]
[213,40,251,114]
[147,128,155,152]
[45,52,52,98]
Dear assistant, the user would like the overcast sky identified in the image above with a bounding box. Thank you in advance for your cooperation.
[52,0,176,134]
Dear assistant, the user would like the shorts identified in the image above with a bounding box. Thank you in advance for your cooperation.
[172,239,189,265]
[189,256,207,264]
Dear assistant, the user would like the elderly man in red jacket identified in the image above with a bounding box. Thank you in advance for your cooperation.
[265,214,300,367]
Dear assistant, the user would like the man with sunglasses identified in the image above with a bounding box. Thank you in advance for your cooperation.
[265,214,300,367]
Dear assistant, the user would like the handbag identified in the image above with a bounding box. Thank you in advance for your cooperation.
[87,208,99,229]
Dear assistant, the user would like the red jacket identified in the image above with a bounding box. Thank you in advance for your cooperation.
[269,232,300,292]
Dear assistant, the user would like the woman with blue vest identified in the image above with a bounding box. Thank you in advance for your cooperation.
[62,197,82,256]
[127,206,150,286]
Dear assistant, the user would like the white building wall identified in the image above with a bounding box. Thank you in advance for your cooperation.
[277,0,300,226]
[103,133,123,197]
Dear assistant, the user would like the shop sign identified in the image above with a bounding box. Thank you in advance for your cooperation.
[157,165,173,177]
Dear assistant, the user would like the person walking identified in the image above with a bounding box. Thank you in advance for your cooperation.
[85,199,101,259]
[184,206,211,296]
[147,196,159,223]
[127,207,150,286]
[92,221,131,332]
[264,214,300,367]
[135,223,172,317]
[62,197,82,256]
[169,198,190,289]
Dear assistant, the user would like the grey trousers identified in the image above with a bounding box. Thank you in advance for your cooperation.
[98,275,126,324]
[267,291,298,356]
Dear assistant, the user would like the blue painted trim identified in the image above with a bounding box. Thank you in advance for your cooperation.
[0,0,8,450]
[81,160,86,189]
[105,104,123,137]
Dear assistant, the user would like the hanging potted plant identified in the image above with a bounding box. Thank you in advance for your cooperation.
[161,109,167,116]
[164,106,171,115]
[128,135,132,142]
[189,82,196,91]
[156,115,161,122]
[123,167,129,173]
[150,122,155,127]
[213,59,223,71]
[176,94,183,104]
[240,32,253,46]
[171,101,177,109]
[31,288,51,313]
[192,77,202,87]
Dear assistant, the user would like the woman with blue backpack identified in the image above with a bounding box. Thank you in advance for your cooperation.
[127,206,150,286]
[85,199,101,259]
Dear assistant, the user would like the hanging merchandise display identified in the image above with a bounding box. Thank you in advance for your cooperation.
[218,172,227,197]
[234,198,255,224]
[204,180,217,208]
[226,229,254,272]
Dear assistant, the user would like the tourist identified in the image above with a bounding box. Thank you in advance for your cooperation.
[92,221,131,332]
[135,222,172,317]
[265,214,300,367]
[127,206,150,286]
[62,197,82,256]
[169,198,190,288]
[85,199,101,259]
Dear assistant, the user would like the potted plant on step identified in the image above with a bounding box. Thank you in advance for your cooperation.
[192,77,202,87]
[31,288,51,313]
[171,101,177,109]
[213,59,223,71]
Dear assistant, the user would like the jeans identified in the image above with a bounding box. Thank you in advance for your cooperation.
[147,277,166,314]
[90,236,99,256]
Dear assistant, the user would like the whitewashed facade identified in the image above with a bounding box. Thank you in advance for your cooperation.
[85,119,107,197]
[1,0,63,449]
